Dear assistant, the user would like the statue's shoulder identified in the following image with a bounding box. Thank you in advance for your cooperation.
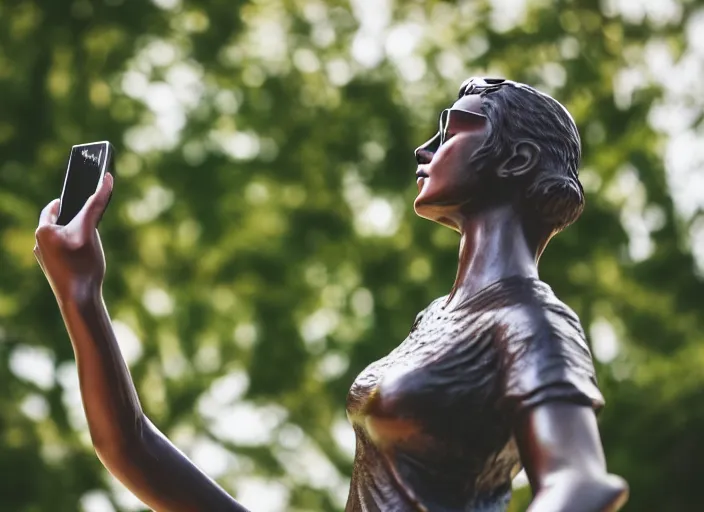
[494,278,586,343]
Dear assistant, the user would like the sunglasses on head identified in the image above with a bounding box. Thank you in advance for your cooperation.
[437,108,487,146]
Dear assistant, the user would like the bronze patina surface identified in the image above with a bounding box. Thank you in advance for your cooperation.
[34,78,628,512]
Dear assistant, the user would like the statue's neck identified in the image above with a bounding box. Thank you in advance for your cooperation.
[446,206,539,308]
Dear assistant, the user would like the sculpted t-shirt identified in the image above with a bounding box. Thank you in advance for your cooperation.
[345,277,604,512]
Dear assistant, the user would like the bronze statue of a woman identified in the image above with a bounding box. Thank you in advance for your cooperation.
[34,77,628,511]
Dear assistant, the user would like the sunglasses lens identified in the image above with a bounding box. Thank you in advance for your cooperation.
[436,108,486,147]
[439,110,449,144]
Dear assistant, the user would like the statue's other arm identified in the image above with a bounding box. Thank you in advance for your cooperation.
[34,175,249,512]
[515,403,628,512]
[502,302,627,511]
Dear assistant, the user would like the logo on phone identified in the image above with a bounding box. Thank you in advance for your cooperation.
[81,148,102,165]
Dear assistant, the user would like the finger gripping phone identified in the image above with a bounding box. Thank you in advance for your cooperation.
[57,141,115,226]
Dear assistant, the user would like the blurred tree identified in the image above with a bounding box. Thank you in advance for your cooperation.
[1,0,704,511]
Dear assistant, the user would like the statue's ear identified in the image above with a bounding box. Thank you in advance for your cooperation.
[496,140,540,178]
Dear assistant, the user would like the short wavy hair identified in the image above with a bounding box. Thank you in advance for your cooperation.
[459,79,584,235]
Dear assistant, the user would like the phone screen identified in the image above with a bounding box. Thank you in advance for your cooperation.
[57,142,113,226]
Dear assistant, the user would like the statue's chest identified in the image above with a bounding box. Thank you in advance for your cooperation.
[346,300,498,422]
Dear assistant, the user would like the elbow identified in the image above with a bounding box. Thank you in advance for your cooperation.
[533,471,629,512]
[579,473,629,512]
[89,413,150,467]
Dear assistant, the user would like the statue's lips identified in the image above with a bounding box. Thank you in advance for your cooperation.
[416,169,429,191]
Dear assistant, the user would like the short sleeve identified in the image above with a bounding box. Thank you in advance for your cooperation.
[498,301,604,416]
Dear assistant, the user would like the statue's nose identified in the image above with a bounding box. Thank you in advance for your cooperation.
[415,133,440,164]
[415,148,432,165]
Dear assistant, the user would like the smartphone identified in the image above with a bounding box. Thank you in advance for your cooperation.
[57,141,115,226]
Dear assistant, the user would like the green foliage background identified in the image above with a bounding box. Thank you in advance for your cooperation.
[1,0,704,510]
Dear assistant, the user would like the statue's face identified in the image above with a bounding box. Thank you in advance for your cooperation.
[413,94,489,228]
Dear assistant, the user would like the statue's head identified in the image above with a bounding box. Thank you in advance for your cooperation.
[414,77,583,242]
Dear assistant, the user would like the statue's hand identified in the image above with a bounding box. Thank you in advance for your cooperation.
[34,173,114,301]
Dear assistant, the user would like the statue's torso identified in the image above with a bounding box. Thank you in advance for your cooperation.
[345,277,604,512]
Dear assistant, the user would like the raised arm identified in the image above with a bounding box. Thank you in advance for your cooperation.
[514,402,628,512]
[34,174,249,512]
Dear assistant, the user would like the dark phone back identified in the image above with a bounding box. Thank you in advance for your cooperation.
[57,141,115,226]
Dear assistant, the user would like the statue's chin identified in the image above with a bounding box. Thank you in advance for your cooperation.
[412,200,431,219]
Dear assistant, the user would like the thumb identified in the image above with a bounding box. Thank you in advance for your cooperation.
[81,173,114,231]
